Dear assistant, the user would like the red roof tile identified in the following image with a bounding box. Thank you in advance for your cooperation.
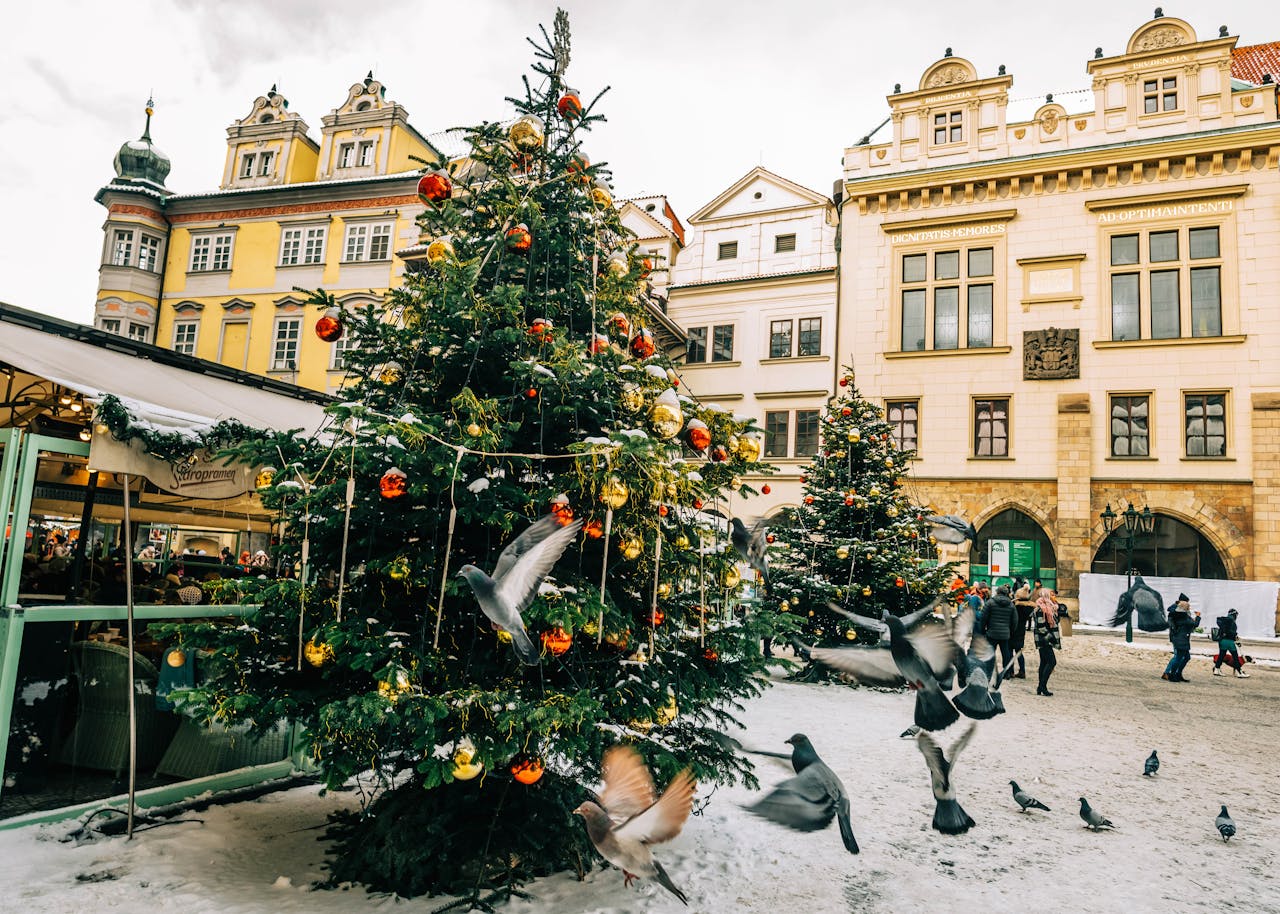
[1232,42,1280,85]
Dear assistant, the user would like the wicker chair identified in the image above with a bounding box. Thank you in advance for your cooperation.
[156,719,292,780]
[56,641,178,778]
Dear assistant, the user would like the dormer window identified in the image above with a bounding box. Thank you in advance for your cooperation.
[258,151,275,176]
[240,153,256,178]
[932,110,963,145]
[358,141,375,167]
[1143,77,1178,114]
[338,143,355,168]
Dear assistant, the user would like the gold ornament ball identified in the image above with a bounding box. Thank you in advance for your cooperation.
[836,546,850,560]
[379,362,403,384]
[254,467,275,490]
[834,450,847,458]
[720,567,741,589]
[508,114,545,151]
[599,476,630,509]
[885,456,895,468]
[426,237,455,266]
[466,422,482,437]
[167,648,187,668]
[649,401,683,439]
[665,482,678,498]
[887,506,899,518]
[862,586,873,596]
[868,486,881,497]
[619,535,644,560]
[591,182,614,209]
[736,435,763,463]
[656,696,678,726]
[674,533,691,549]
[657,582,673,598]
[729,476,742,491]
[780,600,790,612]
[304,638,335,668]
[620,384,645,412]
[817,519,826,528]
[378,669,412,701]
[388,557,411,581]
[452,744,485,781]
[845,629,858,641]
[848,429,861,443]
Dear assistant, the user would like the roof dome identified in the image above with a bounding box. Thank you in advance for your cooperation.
[113,99,171,187]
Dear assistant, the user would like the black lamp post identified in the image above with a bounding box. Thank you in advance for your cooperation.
[1101,502,1156,642]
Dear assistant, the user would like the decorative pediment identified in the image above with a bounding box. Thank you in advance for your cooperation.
[273,294,308,309]
[919,55,979,91]
[235,86,302,127]
[336,291,384,306]
[690,167,829,223]
[1035,101,1068,136]
[1126,16,1196,55]
[336,73,391,115]
[172,300,205,314]
[619,202,678,242]
[221,297,255,314]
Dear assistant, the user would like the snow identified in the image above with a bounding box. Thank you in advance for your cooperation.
[3,633,1278,913]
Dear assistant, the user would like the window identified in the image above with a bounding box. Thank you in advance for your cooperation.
[127,323,150,343]
[280,228,303,266]
[686,327,707,363]
[343,222,392,262]
[344,224,368,261]
[190,233,234,272]
[717,241,738,261]
[774,233,796,253]
[932,110,963,145]
[794,410,820,457]
[240,153,256,178]
[1108,226,1222,341]
[712,324,734,362]
[100,318,121,335]
[303,226,327,264]
[358,141,375,167]
[258,151,275,176]
[797,318,821,357]
[111,230,133,266]
[172,321,199,355]
[1185,392,1226,457]
[332,334,357,370]
[765,411,790,457]
[338,143,355,168]
[900,246,994,351]
[281,224,328,267]
[973,398,1008,457]
[369,223,392,260]
[211,234,232,271]
[769,320,792,359]
[1110,395,1150,457]
[887,400,919,452]
[138,234,161,272]
[1143,76,1178,114]
[271,318,302,370]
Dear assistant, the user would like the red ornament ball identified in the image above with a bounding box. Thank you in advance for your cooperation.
[650,608,665,627]
[567,154,591,184]
[686,422,711,452]
[761,484,772,495]
[766,533,776,544]
[526,388,538,399]
[585,519,604,539]
[839,377,850,387]
[844,495,854,506]
[379,467,408,500]
[541,627,573,656]
[315,307,344,343]
[703,647,719,663]
[692,498,704,510]
[804,495,815,505]
[557,91,583,120]
[506,223,533,253]
[416,170,452,205]
[550,496,573,525]
[588,334,610,355]
[608,312,631,337]
[529,317,552,338]
[710,446,729,463]
[640,257,653,279]
[895,576,905,587]
[510,755,545,784]
[841,407,852,417]
[658,505,669,517]
[630,329,655,359]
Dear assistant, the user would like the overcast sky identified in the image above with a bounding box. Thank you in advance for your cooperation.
[3,0,1278,324]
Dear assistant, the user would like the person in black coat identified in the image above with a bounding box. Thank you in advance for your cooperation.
[1212,608,1249,678]
[983,585,1018,685]
[1161,595,1200,682]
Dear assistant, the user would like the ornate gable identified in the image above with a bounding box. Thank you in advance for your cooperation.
[1126,16,1197,55]
[335,73,391,115]
[235,86,303,127]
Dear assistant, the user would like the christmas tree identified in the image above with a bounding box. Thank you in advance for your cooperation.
[769,369,954,671]
[132,10,783,903]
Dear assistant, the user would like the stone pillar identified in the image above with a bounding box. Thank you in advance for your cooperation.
[1250,393,1280,633]
[1055,393,1092,599]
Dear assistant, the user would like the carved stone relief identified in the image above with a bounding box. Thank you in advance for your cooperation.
[926,65,970,88]
[1134,26,1187,51]
[1041,110,1060,134]
[1024,328,1080,380]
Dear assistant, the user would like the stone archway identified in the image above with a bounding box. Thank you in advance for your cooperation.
[969,503,1058,583]
[1088,501,1244,581]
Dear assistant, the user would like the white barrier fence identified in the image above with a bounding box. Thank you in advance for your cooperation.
[1077,573,1278,639]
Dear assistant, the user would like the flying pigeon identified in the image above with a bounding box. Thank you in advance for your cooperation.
[916,724,977,834]
[925,514,978,545]
[1109,576,1168,633]
[573,745,696,905]
[810,596,961,731]
[729,517,770,591]
[1215,805,1236,842]
[1009,780,1050,813]
[745,734,859,854]
[1143,750,1159,777]
[1078,797,1115,831]
[457,514,584,665]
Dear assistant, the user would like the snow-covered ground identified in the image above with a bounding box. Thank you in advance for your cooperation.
[3,634,1277,914]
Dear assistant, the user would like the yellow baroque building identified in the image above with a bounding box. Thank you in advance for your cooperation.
[93,76,447,393]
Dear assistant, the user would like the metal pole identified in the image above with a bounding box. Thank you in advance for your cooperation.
[121,472,138,838]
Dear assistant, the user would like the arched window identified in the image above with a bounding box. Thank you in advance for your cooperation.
[1090,513,1227,579]
[970,508,1056,575]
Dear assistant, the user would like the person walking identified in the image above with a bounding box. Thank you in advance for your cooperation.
[1010,581,1034,679]
[1212,608,1249,678]
[1161,594,1201,682]
[983,584,1017,684]
[1033,587,1061,696]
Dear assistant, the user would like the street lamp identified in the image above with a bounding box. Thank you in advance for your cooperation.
[1101,502,1156,642]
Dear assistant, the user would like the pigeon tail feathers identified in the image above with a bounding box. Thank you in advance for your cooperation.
[836,803,860,854]
[914,685,961,732]
[510,626,541,665]
[932,798,976,834]
[650,859,688,906]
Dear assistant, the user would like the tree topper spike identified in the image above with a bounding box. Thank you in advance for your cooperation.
[552,8,571,78]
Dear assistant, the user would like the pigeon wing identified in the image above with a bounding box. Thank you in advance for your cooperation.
[747,765,837,832]
[915,730,950,797]
[809,645,905,685]
[948,723,977,766]
[494,518,584,615]
[599,745,657,824]
[900,595,947,630]
[906,623,966,677]
[825,602,888,637]
[614,768,696,846]
[747,520,769,564]
[491,514,561,582]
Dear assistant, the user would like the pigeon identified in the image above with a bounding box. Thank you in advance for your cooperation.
[729,517,770,590]
[954,635,1014,721]
[1215,805,1236,841]
[457,514,584,665]
[1143,750,1159,777]
[1009,780,1050,813]
[811,596,961,731]
[916,724,977,834]
[925,514,978,545]
[746,734,858,853]
[1078,797,1115,831]
[1109,576,1168,632]
[573,745,696,905]
[900,725,921,739]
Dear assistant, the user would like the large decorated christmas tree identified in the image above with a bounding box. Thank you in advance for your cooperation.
[769,369,954,667]
[128,12,783,902]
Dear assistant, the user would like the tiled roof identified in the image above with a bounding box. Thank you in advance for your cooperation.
[670,267,835,291]
[164,170,420,202]
[1232,42,1280,85]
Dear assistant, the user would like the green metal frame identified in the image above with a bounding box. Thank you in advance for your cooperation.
[0,431,303,827]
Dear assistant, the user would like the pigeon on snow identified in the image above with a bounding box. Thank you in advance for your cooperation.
[745,734,859,854]
[729,517,770,591]
[574,745,696,905]
[457,514,583,665]
[811,596,962,731]
[1143,750,1160,777]
[925,514,978,545]
[1215,805,1236,841]
[1009,780,1050,813]
[916,724,977,834]
[1079,797,1116,831]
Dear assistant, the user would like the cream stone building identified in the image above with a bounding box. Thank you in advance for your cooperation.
[838,12,1280,615]
[668,167,838,517]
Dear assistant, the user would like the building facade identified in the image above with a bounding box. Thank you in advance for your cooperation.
[838,13,1280,608]
[668,167,838,517]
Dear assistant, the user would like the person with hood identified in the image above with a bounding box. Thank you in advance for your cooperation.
[1161,594,1200,682]
[1212,608,1249,678]
[1009,580,1034,678]
[983,584,1018,685]
[1032,587,1061,696]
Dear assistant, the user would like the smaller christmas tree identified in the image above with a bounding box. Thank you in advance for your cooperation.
[769,369,954,667]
